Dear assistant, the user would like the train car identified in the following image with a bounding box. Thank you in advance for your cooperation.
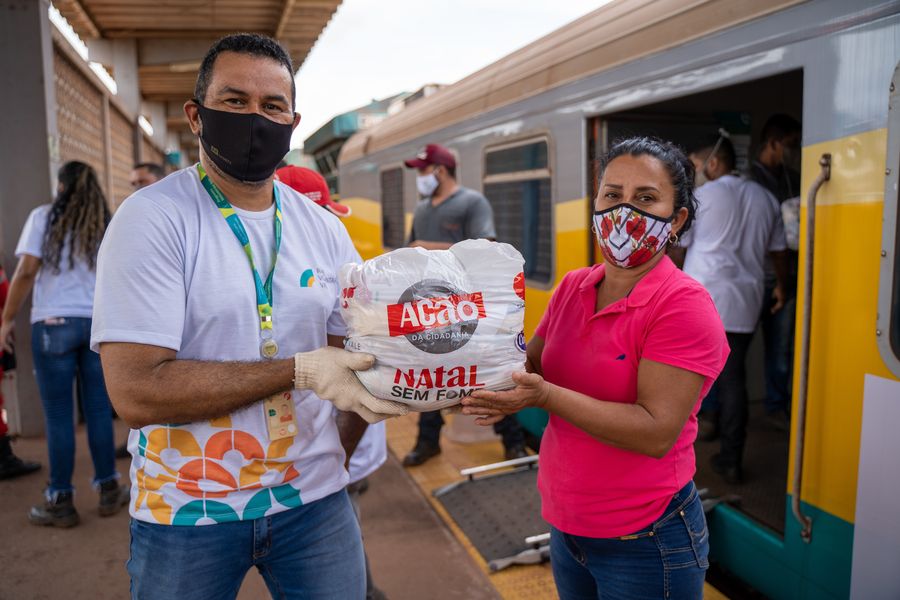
[338,1,900,597]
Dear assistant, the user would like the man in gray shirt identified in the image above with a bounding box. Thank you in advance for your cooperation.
[406,144,496,248]
[401,143,526,466]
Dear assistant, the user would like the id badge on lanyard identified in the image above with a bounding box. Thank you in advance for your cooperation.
[264,391,298,441]
[196,163,297,440]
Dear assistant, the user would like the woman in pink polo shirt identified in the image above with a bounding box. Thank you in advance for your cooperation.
[464,137,729,599]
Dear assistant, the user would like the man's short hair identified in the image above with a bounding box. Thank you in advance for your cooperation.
[690,135,736,172]
[760,114,801,145]
[194,33,295,109]
[133,162,165,180]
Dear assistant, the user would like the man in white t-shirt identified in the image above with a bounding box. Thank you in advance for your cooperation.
[91,33,406,600]
[680,136,788,485]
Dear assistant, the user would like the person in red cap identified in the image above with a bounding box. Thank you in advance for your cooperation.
[401,143,527,466]
[276,165,352,218]
[403,143,494,250]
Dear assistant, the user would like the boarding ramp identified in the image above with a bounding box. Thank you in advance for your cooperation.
[433,456,550,572]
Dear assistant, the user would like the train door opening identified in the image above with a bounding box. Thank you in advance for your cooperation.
[586,69,803,534]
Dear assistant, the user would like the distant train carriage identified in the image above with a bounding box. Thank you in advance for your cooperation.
[338,1,900,598]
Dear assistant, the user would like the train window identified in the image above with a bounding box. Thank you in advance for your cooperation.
[878,62,900,377]
[484,139,552,284]
[485,142,548,175]
[380,167,405,250]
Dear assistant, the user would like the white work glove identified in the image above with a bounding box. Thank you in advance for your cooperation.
[294,347,409,424]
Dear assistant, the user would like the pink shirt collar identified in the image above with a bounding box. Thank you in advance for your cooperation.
[578,255,677,316]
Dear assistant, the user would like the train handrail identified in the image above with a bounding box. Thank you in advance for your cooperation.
[792,153,831,543]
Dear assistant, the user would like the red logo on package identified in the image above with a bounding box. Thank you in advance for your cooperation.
[340,286,356,309]
[387,292,486,336]
[385,279,487,355]
[513,272,525,300]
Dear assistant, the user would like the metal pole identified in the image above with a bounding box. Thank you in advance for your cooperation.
[791,152,831,543]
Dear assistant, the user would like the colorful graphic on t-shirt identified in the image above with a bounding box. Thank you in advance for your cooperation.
[131,420,303,526]
[300,269,316,287]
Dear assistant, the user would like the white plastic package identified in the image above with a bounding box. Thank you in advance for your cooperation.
[339,239,527,411]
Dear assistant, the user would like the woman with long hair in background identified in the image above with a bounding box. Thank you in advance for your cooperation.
[1,161,127,527]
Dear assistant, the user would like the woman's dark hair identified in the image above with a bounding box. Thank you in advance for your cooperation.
[42,161,111,273]
[597,136,698,236]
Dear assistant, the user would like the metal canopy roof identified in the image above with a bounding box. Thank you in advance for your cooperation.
[52,0,340,157]
[54,0,339,101]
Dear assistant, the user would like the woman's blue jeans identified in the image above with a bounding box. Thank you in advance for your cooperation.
[550,481,709,600]
[31,317,117,493]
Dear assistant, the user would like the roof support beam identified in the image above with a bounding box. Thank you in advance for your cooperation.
[61,0,100,38]
[275,0,297,39]
[104,28,241,39]
[137,38,220,66]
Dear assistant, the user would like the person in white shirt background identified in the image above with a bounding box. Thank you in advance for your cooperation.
[91,33,406,600]
[1,160,128,528]
[676,135,789,485]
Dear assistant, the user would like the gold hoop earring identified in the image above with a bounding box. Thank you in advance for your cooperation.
[590,224,598,235]
[668,232,679,245]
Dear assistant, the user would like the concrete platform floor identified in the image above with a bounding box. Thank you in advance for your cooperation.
[1,413,730,600]
[0,418,497,600]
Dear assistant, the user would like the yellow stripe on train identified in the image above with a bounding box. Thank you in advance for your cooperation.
[792,128,895,524]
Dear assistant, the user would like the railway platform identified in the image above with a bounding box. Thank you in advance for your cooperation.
[0,413,732,599]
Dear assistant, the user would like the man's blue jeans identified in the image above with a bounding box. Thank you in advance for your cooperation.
[550,481,709,600]
[127,489,366,600]
[31,318,117,493]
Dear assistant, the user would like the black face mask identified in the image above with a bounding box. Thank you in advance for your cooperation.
[195,103,293,183]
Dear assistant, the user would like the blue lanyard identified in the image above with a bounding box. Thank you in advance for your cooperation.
[196,163,282,333]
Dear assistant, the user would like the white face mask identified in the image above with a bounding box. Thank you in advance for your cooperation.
[416,173,439,197]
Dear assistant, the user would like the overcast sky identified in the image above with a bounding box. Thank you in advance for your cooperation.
[292,0,613,148]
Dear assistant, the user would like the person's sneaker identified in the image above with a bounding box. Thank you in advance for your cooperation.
[98,480,129,517]
[402,443,440,467]
[710,453,743,485]
[28,490,80,528]
[503,443,528,461]
[0,453,41,480]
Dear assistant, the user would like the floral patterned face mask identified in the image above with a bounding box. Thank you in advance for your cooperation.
[593,204,674,269]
